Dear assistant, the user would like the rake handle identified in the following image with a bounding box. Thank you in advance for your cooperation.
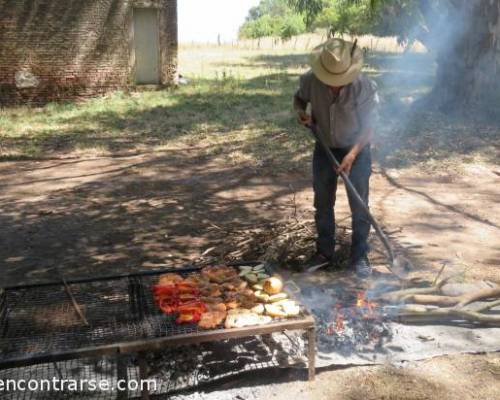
[307,124,395,263]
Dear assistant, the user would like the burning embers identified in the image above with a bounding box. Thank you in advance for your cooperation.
[317,291,392,353]
[356,292,377,313]
[326,305,345,335]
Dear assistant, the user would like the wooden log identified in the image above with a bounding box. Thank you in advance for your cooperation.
[455,287,500,308]
[404,294,460,306]
[378,274,469,303]
[395,304,500,325]
[403,288,500,307]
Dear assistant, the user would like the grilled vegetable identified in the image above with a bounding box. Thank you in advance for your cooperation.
[254,290,270,302]
[268,293,288,303]
[253,264,265,272]
[176,312,202,324]
[245,273,259,283]
[158,298,178,314]
[262,277,284,295]
[175,282,199,294]
[177,301,206,314]
[265,304,287,318]
[251,304,265,315]
[224,309,272,329]
[265,300,300,318]
[252,283,264,291]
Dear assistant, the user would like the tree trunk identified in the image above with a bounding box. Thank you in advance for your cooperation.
[432,0,500,115]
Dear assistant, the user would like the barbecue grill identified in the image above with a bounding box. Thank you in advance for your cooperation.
[0,264,315,399]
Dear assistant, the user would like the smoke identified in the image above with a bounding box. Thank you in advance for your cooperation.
[370,1,492,168]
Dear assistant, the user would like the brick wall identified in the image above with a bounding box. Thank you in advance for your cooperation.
[0,0,178,105]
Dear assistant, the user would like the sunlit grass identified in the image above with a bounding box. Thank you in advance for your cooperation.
[1,35,495,171]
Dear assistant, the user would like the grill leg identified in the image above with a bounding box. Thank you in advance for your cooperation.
[307,327,316,381]
[138,352,150,400]
[117,354,128,400]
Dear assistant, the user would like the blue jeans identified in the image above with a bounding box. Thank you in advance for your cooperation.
[312,142,372,262]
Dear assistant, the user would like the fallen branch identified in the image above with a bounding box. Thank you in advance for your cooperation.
[380,274,500,326]
[394,304,500,325]
[399,287,500,308]
[403,294,460,307]
[455,287,500,308]
[377,274,457,302]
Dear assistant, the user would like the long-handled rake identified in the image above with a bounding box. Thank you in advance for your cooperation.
[306,123,413,277]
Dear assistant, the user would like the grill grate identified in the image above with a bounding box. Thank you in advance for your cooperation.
[0,275,200,362]
[0,267,315,399]
[0,356,121,400]
[0,334,306,400]
[0,278,138,361]
[0,268,310,364]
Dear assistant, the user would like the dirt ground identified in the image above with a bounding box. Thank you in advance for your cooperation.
[1,44,499,398]
[172,353,500,400]
[1,141,499,398]
[1,143,498,285]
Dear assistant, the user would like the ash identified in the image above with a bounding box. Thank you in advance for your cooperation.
[141,334,307,394]
[314,306,392,355]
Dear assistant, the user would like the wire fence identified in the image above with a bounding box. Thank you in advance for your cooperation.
[180,33,428,54]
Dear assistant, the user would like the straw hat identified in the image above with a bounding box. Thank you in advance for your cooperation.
[309,38,363,87]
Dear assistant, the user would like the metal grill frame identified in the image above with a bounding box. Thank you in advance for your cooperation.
[0,264,316,398]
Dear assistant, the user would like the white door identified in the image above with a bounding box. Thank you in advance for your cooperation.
[134,8,160,84]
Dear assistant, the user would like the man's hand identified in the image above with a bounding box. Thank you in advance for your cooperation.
[337,151,357,175]
[297,110,312,127]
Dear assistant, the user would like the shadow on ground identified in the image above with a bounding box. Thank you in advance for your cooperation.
[0,147,312,286]
[1,50,499,285]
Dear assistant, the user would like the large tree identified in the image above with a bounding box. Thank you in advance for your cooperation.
[289,0,500,115]
[240,0,306,40]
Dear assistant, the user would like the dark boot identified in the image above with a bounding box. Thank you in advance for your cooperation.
[352,255,372,277]
[301,252,333,272]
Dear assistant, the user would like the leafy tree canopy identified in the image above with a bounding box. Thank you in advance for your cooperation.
[240,0,453,48]
[239,0,307,40]
[287,0,455,49]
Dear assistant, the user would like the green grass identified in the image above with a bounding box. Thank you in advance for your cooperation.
[1,44,497,172]
[0,48,313,171]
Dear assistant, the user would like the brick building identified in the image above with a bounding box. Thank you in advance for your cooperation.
[0,0,178,105]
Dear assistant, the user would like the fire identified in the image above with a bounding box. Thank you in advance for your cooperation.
[335,310,344,332]
[356,292,366,308]
[356,292,378,318]
[327,304,345,335]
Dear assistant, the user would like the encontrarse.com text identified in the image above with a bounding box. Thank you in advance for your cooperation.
[0,378,157,392]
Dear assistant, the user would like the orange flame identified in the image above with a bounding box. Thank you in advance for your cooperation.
[335,311,344,332]
[356,292,378,318]
[327,305,345,334]
[356,292,366,308]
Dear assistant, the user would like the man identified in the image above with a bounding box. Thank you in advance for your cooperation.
[293,38,379,276]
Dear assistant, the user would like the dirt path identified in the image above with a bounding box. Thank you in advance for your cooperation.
[1,149,498,285]
[1,148,499,399]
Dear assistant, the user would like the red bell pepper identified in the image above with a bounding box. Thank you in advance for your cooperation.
[177,301,206,314]
[153,284,177,296]
[178,293,198,302]
[152,280,207,320]
[158,298,179,314]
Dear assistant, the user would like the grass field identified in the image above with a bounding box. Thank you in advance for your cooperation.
[0,35,497,172]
